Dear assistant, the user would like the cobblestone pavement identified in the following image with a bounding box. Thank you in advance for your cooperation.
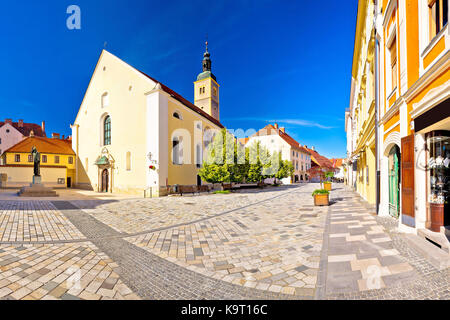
[69,186,306,234]
[126,184,326,296]
[0,201,85,242]
[0,183,448,300]
[0,242,138,300]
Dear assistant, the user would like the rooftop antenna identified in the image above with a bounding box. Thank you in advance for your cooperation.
[103,41,108,49]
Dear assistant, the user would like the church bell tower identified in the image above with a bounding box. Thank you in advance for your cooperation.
[194,41,220,121]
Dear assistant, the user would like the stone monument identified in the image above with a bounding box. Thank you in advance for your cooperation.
[18,146,58,197]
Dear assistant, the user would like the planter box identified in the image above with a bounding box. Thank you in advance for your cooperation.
[314,194,329,206]
[430,203,445,233]
[324,182,332,191]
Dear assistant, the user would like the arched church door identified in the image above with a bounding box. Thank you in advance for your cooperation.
[101,169,109,193]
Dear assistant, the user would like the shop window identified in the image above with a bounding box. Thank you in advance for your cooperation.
[427,131,450,204]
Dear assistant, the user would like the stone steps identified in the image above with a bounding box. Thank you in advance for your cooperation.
[404,233,450,270]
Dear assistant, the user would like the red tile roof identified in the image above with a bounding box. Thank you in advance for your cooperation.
[3,136,75,155]
[304,147,334,169]
[138,71,224,129]
[251,124,311,154]
[330,158,344,167]
[0,121,46,137]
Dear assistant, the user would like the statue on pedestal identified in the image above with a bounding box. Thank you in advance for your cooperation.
[31,146,40,177]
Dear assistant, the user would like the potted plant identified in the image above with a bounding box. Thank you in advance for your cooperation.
[312,189,330,206]
[323,171,334,191]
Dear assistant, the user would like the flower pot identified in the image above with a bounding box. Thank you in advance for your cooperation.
[314,194,329,206]
[429,202,444,232]
[324,182,332,191]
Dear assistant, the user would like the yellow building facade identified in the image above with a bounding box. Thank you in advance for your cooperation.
[0,136,75,188]
[378,0,449,232]
[347,0,377,206]
[347,0,449,232]
[71,47,224,196]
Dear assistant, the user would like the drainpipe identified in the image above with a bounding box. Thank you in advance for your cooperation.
[374,0,380,214]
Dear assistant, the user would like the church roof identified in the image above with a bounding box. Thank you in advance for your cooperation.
[197,71,216,81]
[0,121,46,137]
[3,136,75,155]
[138,71,224,128]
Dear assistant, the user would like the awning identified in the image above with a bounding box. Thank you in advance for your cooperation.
[95,156,110,166]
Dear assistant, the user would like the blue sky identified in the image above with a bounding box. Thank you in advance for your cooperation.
[0,0,357,159]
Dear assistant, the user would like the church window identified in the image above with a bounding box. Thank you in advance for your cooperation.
[126,152,131,171]
[172,137,182,165]
[101,92,109,108]
[173,112,182,120]
[104,116,111,145]
[196,144,202,168]
[213,87,217,96]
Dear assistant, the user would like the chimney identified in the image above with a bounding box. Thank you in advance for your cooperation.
[280,127,285,133]
[274,123,279,129]
[311,146,315,151]
[5,119,12,125]
[304,145,308,148]
[18,119,24,127]
[52,133,60,139]
[41,121,45,133]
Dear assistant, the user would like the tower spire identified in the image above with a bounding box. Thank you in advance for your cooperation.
[202,38,211,72]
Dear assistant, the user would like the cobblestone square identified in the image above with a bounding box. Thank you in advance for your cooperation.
[0,184,448,300]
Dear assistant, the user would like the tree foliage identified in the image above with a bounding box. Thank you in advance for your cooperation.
[199,130,296,185]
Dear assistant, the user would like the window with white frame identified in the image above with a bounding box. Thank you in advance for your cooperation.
[429,0,448,41]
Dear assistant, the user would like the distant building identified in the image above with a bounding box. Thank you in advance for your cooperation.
[0,119,46,157]
[303,146,334,182]
[242,123,311,184]
[0,135,75,188]
[330,158,344,181]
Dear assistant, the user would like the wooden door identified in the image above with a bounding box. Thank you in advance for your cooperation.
[401,134,415,227]
[102,169,109,193]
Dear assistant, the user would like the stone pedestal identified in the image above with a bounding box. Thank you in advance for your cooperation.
[32,175,42,184]
[18,176,58,197]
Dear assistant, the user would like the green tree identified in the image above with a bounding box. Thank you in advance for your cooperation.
[275,159,294,184]
[199,128,246,185]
